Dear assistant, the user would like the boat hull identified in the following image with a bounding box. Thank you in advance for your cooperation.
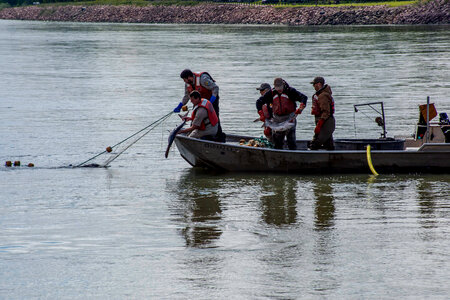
[174,134,450,174]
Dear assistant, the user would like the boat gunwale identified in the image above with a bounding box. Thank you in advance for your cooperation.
[175,133,447,154]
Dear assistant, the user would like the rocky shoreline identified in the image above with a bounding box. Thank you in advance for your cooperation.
[0,0,449,25]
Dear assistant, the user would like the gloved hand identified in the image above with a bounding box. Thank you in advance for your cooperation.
[181,105,188,111]
[295,103,306,114]
[209,95,216,104]
[258,110,265,122]
[173,102,183,113]
[264,127,272,138]
[314,119,325,135]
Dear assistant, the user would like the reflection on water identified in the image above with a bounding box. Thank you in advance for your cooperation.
[259,176,298,226]
[415,177,447,235]
[417,178,437,227]
[313,180,335,231]
[169,170,223,248]
[168,171,450,251]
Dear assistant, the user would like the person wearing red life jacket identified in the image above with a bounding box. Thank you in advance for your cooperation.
[174,69,224,141]
[178,91,219,139]
[256,83,273,141]
[256,78,308,150]
[309,77,335,150]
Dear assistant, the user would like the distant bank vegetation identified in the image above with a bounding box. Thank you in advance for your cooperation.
[1,0,447,25]
[0,0,419,8]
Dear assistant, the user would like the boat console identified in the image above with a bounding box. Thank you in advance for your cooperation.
[401,103,450,147]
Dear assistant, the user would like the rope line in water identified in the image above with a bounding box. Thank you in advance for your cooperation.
[102,113,172,166]
[76,111,173,167]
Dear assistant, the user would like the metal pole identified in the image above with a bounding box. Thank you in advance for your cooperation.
[426,96,430,143]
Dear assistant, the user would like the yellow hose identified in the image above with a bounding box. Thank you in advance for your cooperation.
[366,145,379,176]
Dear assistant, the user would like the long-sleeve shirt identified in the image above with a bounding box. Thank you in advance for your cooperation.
[182,73,219,105]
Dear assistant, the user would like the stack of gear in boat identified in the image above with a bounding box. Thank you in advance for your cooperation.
[239,137,273,148]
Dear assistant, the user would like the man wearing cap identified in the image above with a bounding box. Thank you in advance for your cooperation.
[309,76,335,150]
[256,78,307,150]
[256,83,273,141]
[256,83,271,96]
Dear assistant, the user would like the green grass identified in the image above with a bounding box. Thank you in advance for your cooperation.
[265,1,418,7]
[316,1,417,7]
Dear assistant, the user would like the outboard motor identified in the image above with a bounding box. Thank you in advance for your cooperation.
[439,113,450,143]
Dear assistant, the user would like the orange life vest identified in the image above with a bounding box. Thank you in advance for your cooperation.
[191,99,219,130]
[186,72,214,100]
[272,91,296,116]
[311,94,320,116]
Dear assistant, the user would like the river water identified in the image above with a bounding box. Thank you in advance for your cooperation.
[0,20,449,299]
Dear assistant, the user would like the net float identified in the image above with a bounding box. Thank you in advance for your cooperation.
[106,146,112,153]
[5,161,12,167]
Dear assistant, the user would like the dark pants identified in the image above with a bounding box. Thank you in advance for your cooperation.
[310,116,335,150]
[272,120,297,150]
[211,97,225,142]
[212,97,223,136]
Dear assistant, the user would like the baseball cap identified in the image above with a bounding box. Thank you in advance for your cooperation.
[256,83,271,91]
[310,76,325,85]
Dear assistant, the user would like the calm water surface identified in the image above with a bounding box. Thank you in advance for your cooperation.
[0,20,449,299]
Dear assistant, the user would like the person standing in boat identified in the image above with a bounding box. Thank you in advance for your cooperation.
[178,91,219,139]
[256,83,273,141]
[309,76,335,150]
[256,78,307,150]
[174,69,223,141]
